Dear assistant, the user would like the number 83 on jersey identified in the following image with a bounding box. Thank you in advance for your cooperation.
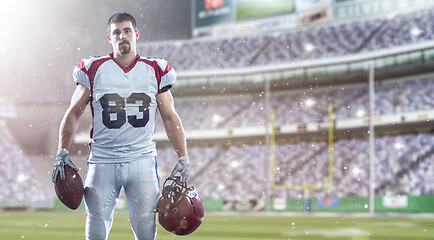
[99,92,151,129]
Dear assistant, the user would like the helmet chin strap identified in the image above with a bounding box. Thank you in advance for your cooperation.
[172,206,184,220]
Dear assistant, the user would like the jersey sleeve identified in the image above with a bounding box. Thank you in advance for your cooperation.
[156,59,176,94]
[73,59,91,90]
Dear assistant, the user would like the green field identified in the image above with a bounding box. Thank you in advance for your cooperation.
[0,211,433,239]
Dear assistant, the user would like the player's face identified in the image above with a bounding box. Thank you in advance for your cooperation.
[107,21,139,55]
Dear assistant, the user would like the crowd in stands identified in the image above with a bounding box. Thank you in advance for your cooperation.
[0,125,50,204]
[138,7,434,70]
[152,74,433,201]
[157,133,433,200]
[363,7,434,52]
[155,76,434,131]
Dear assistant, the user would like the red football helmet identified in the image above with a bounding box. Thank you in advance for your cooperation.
[157,177,205,235]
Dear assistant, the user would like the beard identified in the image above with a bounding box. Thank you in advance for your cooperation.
[119,41,131,55]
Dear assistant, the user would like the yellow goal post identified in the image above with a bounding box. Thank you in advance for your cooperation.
[270,103,334,196]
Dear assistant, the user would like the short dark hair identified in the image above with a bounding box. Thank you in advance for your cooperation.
[107,12,137,34]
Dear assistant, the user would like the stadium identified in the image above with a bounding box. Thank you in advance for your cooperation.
[0,0,433,239]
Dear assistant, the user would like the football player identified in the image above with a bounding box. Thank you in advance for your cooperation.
[51,12,189,240]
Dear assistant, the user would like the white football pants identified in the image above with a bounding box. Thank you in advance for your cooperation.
[84,157,160,240]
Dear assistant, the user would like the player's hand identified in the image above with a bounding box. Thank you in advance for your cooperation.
[51,148,79,183]
[169,156,189,183]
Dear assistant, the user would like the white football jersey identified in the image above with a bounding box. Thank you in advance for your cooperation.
[73,53,176,163]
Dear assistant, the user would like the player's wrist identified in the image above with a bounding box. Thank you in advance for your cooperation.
[57,148,69,156]
[179,156,189,163]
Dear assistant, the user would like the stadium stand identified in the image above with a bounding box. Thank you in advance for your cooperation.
[0,124,51,207]
[138,7,434,70]
[363,7,434,52]
[146,8,434,201]
[155,76,433,130]
[155,133,433,200]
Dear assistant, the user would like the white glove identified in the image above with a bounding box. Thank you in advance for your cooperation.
[51,148,78,183]
[169,156,189,182]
